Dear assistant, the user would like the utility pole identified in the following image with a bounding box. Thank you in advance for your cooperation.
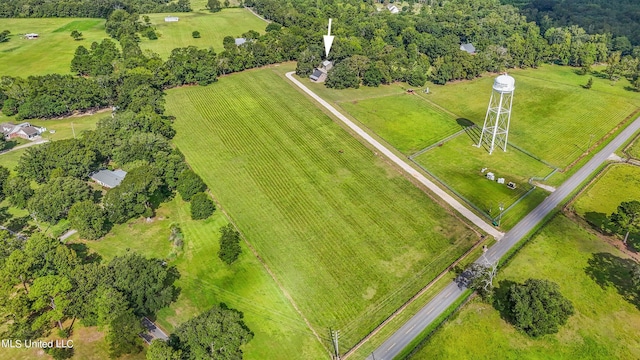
[497,203,504,227]
[330,329,340,360]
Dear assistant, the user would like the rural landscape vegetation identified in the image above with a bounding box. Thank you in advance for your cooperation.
[0,0,639,359]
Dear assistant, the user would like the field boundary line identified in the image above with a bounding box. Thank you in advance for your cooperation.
[414,92,463,119]
[200,189,331,356]
[243,6,270,23]
[341,237,487,359]
[284,71,504,240]
[409,126,474,159]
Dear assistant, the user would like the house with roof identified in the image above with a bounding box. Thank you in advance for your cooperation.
[90,169,127,189]
[25,33,38,40]
[460,43,476,54]
[309,60,334,83]
[164,16,179,22]
[235,38,247,46]
[0,122,45,140]
[387,5,400,14]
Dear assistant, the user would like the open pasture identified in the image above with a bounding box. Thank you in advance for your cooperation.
[72,196,326,360]
[166,68,478,349]
[139,8,266,58]
[413,131,555,228]
[420,66,639,169]
[0,18,108,77]
[412,215,640,360]
[339,94,465,154]
[573,164,640,231]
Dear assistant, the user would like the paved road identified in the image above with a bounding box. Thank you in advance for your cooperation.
[0,138,49,155]
[140,317,169,344]
[285,72,504,240]
[368,115,640,360]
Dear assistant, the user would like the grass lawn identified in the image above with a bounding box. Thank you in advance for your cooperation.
[0,147,28,172]
[139,8,267,58]
[413,131,554,228]
[165,68,479,350]
[2,322,145,360]
[71,196,326,360]
[29,111,108,141]
[419,65,640,169]
[0,18,108,77]
[626,136,640,159]
[411,215,640,360]
[572,164,640,233]
[338,94,464,154]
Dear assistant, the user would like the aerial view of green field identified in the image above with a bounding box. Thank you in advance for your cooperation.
[412,215,640,360]
[69,197,327,360]
[166,68,479,349]
[139,8,267,58]
[0,18,108,76]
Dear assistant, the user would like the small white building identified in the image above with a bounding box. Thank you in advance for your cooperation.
[164,16,179,22]
[387,5,400,14]
[486,172,495,181]
[25,33,38,40]
[90,169,127,189]
[235,38,247,46]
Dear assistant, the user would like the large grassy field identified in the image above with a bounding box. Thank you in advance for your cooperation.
[165,68,479,350]
[572,164,640,239]
[413,131,555,229]
[411,215,640,359]
[0,18,108,77]
[418,65,640,169]
[70,197,326,360]
[139,8,267,58]
[339,94,463,154]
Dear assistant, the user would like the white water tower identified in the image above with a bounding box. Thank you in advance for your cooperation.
[477,74,515,154]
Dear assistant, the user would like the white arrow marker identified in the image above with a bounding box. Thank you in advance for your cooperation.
[323,18,334,58]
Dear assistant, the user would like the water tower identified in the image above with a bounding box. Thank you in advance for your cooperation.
[477,74,515,154]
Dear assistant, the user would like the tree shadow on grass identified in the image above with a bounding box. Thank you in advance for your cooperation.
[5,215,29,233]
[585,252,640,309]
[492,279,518,323]
[67,243,102,264]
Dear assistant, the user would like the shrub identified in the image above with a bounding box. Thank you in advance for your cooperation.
[218,224,241,265]
[190,192,215,220]
[192,31,201,38]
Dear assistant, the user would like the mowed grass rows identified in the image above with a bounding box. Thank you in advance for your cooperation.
[166,69,478,349]
[339,94,464,154]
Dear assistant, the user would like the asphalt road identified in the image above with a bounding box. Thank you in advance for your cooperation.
[367,115,640,360]
[285,72,504,240]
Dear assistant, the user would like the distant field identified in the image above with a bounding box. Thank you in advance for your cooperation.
[573,164,640,230]
[339,94,464,154]
[412,215,640,360]
[413,132,554,228]
[73,197,326,360]
[0,18,108,77]
[420,66,640,169]
[139,8,267,58]
[166,68,478,350]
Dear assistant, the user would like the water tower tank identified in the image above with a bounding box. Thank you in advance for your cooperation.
[493,74,515,93]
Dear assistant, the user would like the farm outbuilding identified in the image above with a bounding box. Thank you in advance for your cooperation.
[165,16,179,22]
[387,5,400,14]
[460,43,476,54]
[25,33,38,39]
[235,38,247,46]
[90,169,127,188]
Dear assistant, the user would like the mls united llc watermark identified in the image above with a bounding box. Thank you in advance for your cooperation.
[0,339,73,349]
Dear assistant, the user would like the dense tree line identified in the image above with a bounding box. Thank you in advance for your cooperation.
[0,0,190,19]
[0,232,179,357]
[505,0,640,46]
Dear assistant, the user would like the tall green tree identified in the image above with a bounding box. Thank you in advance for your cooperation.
[609,200,640,245]
[190,192,215,220]
[177,170,207,201]
[207,0,222,12]
[28,275,73,331]
[27,177,91,223]
[507,279,574,337]
[172,305,253,359]
[218,224,241,265]
[68,201,107,240]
